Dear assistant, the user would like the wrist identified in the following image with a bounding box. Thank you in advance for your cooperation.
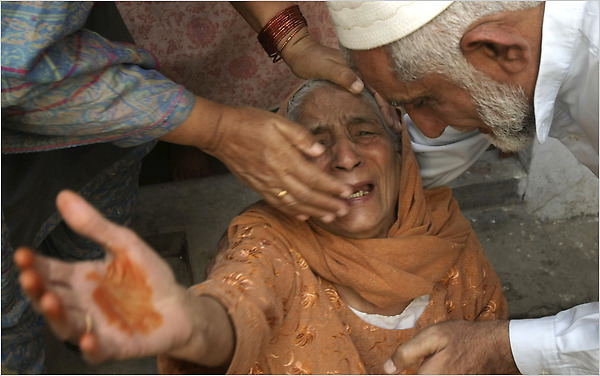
[490,320,519,374]
[166,294,234,367]
[159,96,231,155]
[258,5,308,63]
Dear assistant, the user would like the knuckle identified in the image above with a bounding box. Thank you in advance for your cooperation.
[293,187,312,204]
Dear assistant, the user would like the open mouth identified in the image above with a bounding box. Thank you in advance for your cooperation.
[347,184,374,199]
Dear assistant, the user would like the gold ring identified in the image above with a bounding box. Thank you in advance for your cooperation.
[85,313,93,335]
[276,189,288,199]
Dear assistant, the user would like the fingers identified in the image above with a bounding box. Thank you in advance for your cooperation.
[18,266,45,300]
[386,326,443,374]
[15,248,52,305]
[79,333,102,363]
[272,119,353,198]
[275,163,349,220]
[282,34,364,95]
[272,118,326,158]
[39,291,66,321]
[261,138,351,219]
[214,106,352,221]
[370,89,403,132]
[325,62,364,94]
[15,247,82,338]
[263,119,352,220]
[13,247,34,269]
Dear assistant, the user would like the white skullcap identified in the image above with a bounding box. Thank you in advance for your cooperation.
[327,1,453,50]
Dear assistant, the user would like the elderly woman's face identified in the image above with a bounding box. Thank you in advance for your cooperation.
[299,86,401,239]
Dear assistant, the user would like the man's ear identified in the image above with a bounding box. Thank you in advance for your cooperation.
[460,23,531,79]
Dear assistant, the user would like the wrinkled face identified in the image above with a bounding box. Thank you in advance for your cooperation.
[298,85,401,239]
[352,48,535,152]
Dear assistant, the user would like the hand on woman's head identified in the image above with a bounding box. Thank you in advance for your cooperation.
[281,33,364,95]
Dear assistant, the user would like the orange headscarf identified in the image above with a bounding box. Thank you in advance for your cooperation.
[229,113,472,308]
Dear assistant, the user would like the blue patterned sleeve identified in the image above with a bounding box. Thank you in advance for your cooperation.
[1,1,195,153]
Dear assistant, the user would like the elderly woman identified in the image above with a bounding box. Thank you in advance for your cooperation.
[15,80,507,374]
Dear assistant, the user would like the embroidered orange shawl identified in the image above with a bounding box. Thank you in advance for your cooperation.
[158,125,507,375]
[232,124,469,308]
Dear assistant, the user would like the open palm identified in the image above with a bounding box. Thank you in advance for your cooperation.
[15,190,193,364]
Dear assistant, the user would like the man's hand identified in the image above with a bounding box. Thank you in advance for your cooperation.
[15,190,234,366]
[384,320,519,375]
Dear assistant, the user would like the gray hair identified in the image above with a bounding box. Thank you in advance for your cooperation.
[340,1,541,83]
[285,79,400,151]
[340,2,540,152]
[384,1,542,83]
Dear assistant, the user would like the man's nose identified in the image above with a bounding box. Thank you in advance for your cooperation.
[406,109,448,138]
[333,139,361,171]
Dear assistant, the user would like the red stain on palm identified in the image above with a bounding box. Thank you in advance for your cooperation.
[86,246,162,336]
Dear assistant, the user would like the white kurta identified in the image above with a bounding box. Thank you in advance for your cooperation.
[409,2,598,374]
[511,2,599,374]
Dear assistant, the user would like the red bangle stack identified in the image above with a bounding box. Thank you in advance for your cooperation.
[258,5,308,63]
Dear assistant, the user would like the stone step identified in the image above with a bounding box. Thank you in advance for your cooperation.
[448,148,527,211]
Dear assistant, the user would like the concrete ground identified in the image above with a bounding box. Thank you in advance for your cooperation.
[43,148,599,374]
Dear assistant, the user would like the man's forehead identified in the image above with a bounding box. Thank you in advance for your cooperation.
[350,48,427,103]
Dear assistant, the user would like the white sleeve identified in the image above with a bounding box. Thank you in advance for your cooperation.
[509,302,599,375]
[406,116,491,188]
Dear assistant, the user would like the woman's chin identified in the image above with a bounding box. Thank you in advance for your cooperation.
[316,215,386,239]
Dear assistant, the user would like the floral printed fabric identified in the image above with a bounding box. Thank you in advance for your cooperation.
[115,1,340,111]
[159,210,507,374]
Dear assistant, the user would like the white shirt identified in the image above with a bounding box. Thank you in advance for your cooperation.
[409,120,490,189]
[349,294,431,330]
[510,2,599,374]
[534,1,599,178]
[409,2,599,374]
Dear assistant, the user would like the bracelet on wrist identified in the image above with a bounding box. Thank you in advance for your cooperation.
[258,5,308,63]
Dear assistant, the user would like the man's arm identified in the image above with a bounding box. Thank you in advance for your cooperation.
[384,320,518,375]
[385,304,599,375]
[510,303,599,375]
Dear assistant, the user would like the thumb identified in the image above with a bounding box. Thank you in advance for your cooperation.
[329,64,364,94]
[385,331,440,374]
[55,190,122,248]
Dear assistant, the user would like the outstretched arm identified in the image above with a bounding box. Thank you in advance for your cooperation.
[14,190,234,366]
